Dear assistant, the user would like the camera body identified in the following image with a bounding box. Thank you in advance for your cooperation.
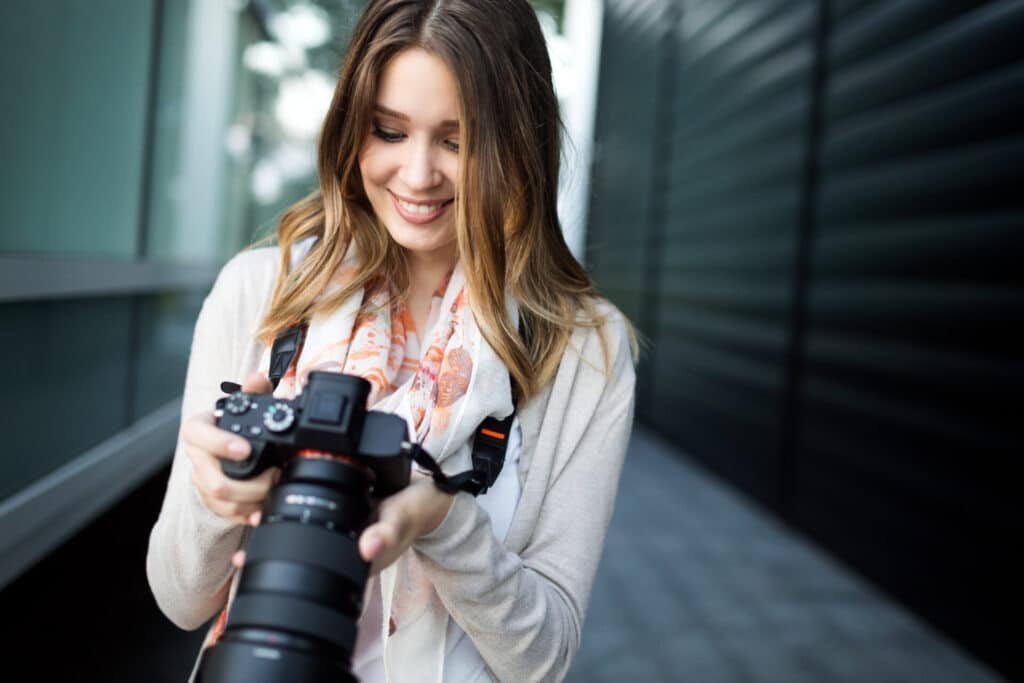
[197,371,414,682]
[214,370,411,497]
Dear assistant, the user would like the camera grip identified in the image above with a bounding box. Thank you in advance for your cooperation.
[220,440,275,480]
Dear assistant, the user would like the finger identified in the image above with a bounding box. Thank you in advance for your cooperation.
[218,502,261,525]
[359,524,388,563]
[192,485,262,525]
[359,500,415,574]
[360,525,397,576]
[222,466,280,503]
[232,550,246,569]
[191,451,263,497]
[199,465,279,504]
[249,510,262,527]
[225,500,263,520]
[241,371,274,394]
[183,417,252,462]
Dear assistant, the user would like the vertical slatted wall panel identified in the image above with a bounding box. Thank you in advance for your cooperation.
[586,0,671,336]
[795,1,1024,674]
[651,0,816,505]
[586,1,1023,676]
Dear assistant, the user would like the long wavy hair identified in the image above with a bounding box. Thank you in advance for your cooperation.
[256,0,624,401]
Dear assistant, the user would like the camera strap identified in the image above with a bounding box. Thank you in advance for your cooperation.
[268,323,307,391]
[405,411,514,496]
[265,322,516,497]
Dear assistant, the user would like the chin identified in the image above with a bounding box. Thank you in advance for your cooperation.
[386,222,456,258]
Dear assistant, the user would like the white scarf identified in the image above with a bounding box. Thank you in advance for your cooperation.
[260,241,515,681]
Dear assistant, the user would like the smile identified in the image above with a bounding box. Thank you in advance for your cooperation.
[389,190,454,225]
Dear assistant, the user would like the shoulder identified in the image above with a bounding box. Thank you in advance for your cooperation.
[210,236,317,301]
[519,299,636,478]
[568,298,637,382]
[196,247,283,346]
[532,298,636,412]
[213,246,280,291]
[205,246,280,309]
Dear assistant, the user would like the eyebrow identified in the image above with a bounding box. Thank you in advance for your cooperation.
[374,104,458,129]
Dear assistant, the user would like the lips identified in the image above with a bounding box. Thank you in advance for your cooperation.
[388,190,454,225]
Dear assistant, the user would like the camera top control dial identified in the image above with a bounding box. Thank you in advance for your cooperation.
[263,402,296,433]
[224,393,251,415]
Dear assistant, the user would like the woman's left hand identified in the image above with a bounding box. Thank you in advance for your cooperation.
[358,472,454,575]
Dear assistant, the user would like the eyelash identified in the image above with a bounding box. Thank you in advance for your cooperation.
[371,126,403,143]
[371,125,460,152]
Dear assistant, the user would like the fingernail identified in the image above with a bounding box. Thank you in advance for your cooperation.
[228,441,250,456]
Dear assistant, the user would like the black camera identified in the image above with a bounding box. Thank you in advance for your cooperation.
[196,371,414,683]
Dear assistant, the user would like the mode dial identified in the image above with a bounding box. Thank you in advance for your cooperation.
[263,403,296,433]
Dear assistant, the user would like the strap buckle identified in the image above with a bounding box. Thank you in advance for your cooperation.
[469,414,514,495]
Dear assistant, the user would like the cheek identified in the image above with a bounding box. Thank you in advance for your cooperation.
[358,145,391,189]
[442,157,460,188]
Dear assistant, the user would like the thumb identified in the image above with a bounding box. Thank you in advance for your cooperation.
[241,371,274,394]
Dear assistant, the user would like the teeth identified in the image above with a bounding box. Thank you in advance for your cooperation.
[398,198,444,214]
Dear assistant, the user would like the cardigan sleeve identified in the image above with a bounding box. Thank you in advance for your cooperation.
[413,313,636,682]
[145,253,260,630]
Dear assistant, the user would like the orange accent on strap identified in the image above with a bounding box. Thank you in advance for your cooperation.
[480,428,506,440]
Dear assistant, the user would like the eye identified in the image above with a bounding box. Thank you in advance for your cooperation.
[442,138,460,153]
[371,125,404,143]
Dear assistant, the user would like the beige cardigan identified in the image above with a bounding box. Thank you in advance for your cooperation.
[146,247,636,682]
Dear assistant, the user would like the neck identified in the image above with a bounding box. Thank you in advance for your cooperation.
[406,247,457,295]
[404,248,457,340]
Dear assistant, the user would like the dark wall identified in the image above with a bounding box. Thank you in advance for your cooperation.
[587,1,1024,679]
[0,467,207,681]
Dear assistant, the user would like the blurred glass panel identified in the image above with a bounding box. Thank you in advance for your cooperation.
[146,1,367,263]
[146,0,240,264]
[220,10,270,251]
[0,1,155,258]
[132,292,205,419]
[0,298,133,502]
[145,0,192,264]
[219,1,368,247]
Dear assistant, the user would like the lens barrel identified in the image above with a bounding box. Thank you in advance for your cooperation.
[196,456,373,682]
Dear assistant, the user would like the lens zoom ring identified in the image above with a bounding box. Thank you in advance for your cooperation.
[245,523,369,590]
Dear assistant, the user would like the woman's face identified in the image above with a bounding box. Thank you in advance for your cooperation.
[359,48,461,268]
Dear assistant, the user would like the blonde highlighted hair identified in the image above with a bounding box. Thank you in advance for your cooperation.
[256,0,631,402]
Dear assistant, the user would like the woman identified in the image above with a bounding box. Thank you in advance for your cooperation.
[146,1,636,681]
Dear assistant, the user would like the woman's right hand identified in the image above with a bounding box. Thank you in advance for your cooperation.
[182,372,280,526]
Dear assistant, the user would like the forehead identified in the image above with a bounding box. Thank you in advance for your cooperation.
[376,48,460,124]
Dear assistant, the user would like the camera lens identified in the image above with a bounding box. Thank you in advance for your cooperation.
[197,456,373,683]
[202,371,412,682]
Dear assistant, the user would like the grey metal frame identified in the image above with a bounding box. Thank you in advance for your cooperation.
[0,256,218,303]
[0,399,181,589]
[0,253,217,590]
[0,250,214,590]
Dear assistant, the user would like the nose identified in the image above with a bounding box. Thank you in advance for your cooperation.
[398,139,442,191]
